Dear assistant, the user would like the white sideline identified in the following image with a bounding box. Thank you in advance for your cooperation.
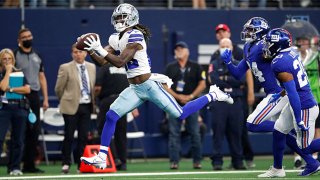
[0,170,302,179]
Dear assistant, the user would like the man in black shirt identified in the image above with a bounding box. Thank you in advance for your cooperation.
[95,62,139,171]
[208,38,247,170]
[165,41,206,170]
[15,28,49,173]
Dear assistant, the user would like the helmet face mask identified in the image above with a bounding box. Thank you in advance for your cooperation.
[263,28,292,59]
[262,41,276,59]
[111,3,139,32]
[241,17,270,43]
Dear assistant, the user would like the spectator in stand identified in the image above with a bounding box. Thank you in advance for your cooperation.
[192,0,206,9]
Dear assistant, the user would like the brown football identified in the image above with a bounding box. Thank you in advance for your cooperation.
[76,33,98,50]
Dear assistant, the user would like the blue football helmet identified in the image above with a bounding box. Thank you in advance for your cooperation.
[263,28,292,59]
[241,17,270,42]
[111,3,139,32]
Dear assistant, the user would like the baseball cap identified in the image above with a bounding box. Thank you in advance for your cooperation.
[175,41,188,49]
[215,24,230,33]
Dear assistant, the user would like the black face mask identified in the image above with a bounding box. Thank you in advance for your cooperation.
[22,40,33,48]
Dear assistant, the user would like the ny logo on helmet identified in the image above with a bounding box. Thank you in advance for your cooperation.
[271,35,280,42]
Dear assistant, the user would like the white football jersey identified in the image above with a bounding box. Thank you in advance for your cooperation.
[108,29,151,78]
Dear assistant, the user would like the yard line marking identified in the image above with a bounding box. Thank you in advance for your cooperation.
[0,170,303,179]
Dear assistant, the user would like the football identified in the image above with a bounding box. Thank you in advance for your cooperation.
[76,33,98,50]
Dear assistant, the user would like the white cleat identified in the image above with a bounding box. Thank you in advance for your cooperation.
[80,154,107,169]
[258,166,286,178]
[209,85,234,104]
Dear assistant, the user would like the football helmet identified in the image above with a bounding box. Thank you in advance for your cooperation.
[111,3,139,32]
[241,17,270,42]
[263,28,292,59]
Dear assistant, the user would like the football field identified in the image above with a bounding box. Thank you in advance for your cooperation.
[0,155,319,179]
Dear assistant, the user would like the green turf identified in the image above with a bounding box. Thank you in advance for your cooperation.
[0,155,319,179]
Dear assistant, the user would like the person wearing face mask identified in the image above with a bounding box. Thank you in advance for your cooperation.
[14,28,49,173]
[215,24,243,60]
[208,38,247,170]
[0,48,31,176]
[214,24,256,169]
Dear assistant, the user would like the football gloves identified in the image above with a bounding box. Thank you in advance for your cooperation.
[84,35,108,57]
[221,49,232,65]
[268,93,281,104]
[297,121,309,132]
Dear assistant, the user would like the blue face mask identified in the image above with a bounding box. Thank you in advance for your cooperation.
[219,48,228,55]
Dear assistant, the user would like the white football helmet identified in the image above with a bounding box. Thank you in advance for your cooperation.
[111,3,139,32]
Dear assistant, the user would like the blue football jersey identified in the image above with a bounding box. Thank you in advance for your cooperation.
[271,48,317,109]
[243,40,282,94]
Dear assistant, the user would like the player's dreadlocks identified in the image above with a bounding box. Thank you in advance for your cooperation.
[134,24,151,42]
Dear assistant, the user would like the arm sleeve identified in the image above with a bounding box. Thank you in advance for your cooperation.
[283,80,301,123]
[226,59,249,80]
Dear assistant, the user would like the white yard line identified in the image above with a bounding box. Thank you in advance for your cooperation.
[0,170,303,179]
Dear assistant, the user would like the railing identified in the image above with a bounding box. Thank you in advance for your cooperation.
[1,0,319,9]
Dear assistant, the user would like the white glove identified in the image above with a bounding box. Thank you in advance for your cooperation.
[297,121,309,131]
[84,35,108,57]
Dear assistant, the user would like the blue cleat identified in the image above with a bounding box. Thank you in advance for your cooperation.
[298,161,320,176]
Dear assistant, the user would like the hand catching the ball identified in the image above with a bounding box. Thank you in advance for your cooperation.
[84,35,102,51]
[77,33,108,57]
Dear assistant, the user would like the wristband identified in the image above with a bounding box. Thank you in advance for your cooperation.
[97,47,109,57]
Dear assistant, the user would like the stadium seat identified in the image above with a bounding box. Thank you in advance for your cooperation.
[126,112,147,162]
[39,107,75,165]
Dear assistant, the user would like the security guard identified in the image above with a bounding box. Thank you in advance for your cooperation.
[208,38,246,170]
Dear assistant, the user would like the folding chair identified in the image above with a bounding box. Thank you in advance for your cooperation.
[126,112,147,162]
[39,107,74,165]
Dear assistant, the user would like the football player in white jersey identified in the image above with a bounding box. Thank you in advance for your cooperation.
[79,3,234,169]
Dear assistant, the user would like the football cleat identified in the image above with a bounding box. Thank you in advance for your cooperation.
[80,153,107,169]
[209,85,234,104]
[258,166,286,178]
[298,161,320,176]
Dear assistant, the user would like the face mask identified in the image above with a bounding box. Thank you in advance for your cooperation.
[219,48,228,55]
[22,39,33,48]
